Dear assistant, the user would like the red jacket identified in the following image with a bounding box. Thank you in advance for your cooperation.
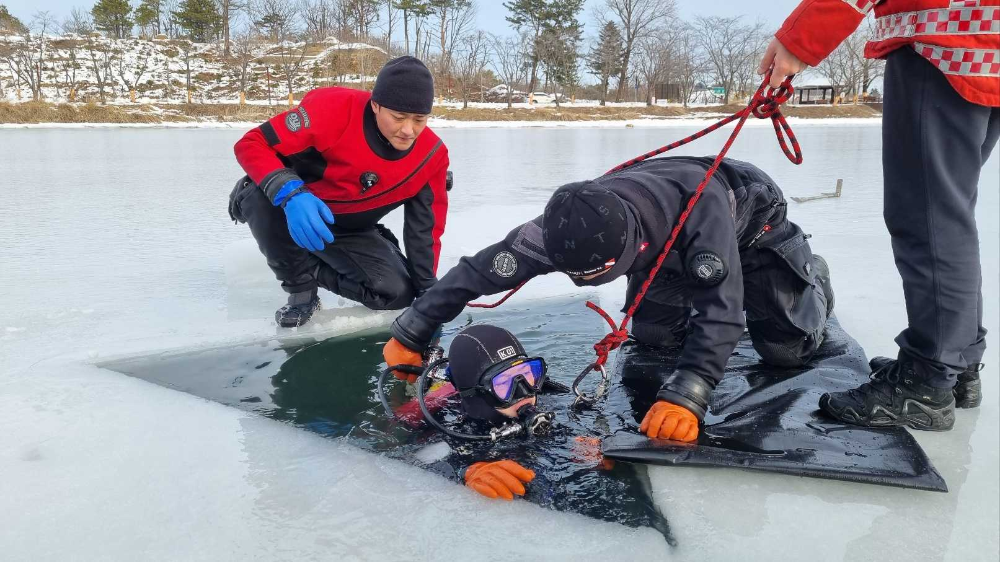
[777,0,1000,106]
[234,87,449,289]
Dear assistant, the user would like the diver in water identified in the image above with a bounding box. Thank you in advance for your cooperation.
[414,324,550,500]
[382,322,674,541]
[384,156,835,444]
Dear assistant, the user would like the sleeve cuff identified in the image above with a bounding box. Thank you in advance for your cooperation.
[390,308,440,351]
[655,370,714,422]
[260,169,304,204]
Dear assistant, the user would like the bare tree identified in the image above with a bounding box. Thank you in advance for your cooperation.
[602,0,675,102]
[56,38,84,101]
[84,34,116,102]
[300,0,336,39]
[117,42,155,101]
[673,23,704,107]
[694,15,764,105]
[489,33,526,108]
[818,19,884,102]
[635,31,676,106]
[430,0,474,78]
[2,12,57,101]
[454,29,487,108]
[63,7,95,35]
[229,27,262,104]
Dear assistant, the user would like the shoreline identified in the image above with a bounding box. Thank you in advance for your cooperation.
[0,116,883,130]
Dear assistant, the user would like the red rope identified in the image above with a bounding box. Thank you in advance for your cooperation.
[586,70,800,368]
[467,280,529,309]
[467,70,802,363]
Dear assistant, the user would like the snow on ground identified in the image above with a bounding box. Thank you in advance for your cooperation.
[0,123,996,561]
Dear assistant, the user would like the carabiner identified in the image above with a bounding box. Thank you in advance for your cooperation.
[571,362,610,408]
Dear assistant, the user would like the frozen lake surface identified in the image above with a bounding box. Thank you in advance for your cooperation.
[1,122,997,560]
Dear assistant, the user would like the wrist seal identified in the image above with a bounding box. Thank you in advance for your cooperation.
[390,309,440,351]
[655,370,713,421]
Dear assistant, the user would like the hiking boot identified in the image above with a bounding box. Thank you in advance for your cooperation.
[955,363,983,409]
[275,291,321,328]
[812,254,835,315]
[819,357,955,431]
[872,356,983,409]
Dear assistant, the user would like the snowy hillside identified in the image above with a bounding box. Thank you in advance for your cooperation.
[0,33,385,104]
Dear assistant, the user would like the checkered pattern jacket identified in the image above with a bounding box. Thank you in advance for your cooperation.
[777,0,999,106]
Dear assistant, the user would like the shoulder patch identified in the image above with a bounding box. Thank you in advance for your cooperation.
[297,106,311,128]
[688,251,727,287]
[493,251,518,278]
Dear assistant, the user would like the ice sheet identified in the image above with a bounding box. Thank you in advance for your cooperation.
[0,124,997,560]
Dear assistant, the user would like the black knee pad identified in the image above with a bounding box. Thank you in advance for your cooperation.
[369,278,415,311]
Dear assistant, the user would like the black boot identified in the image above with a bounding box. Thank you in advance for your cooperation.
[275,290,321,328]
[812,254,834,315]
[955,363,983,409]
[819,357,956,431]
[872,357,983,409]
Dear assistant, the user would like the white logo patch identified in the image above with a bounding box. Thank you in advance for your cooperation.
[497,346,517,360]
[492,251,518,278]
[285,111,302,132]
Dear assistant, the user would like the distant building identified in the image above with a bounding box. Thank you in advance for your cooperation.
[795,85,838,105]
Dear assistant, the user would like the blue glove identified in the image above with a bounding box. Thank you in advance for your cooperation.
[274,180,335,252]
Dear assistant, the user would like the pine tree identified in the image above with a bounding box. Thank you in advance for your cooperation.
[0,4,28,34]
[173,0,221,43]
[92,0,133,38]
[135,0,161,37]
[587,21,623,106]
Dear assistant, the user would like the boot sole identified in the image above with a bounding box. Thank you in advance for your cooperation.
[819,394,956,431]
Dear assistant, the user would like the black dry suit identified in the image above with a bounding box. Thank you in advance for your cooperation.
[392,156,832,421]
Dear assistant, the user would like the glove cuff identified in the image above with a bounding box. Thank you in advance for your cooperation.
[390,309,439,351]
[655,370,713,422]
[261,169,305,205]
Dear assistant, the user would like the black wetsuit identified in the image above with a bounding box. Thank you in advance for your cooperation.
[391,156,831,404]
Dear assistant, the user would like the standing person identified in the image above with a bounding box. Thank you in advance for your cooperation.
[229,56,450,327]
[759,0,999,429]
[383,156,836,444]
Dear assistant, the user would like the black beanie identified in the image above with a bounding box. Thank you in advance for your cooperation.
[371,56,435,114]
[448,324,531,424]
[542,181,630,276]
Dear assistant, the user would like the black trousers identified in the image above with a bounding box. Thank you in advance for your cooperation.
[630,183,830,368]
[229,177,415,311]
[883,48,1000,387]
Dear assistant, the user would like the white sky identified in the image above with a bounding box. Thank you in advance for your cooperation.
[4,0,803,39]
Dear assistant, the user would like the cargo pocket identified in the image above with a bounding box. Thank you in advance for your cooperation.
[755,224,825,338]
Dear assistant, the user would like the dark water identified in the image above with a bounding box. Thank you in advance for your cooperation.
[104,299,675,544]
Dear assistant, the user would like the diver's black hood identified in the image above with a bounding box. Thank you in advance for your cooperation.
[449,324,533,424]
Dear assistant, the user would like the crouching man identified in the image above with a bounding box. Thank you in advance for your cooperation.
[383,156,834,443]
[229,56,450,327]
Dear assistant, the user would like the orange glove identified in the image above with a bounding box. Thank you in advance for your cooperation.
[639,400,700,443]
[464,460,535,500]
[382,337,423,383]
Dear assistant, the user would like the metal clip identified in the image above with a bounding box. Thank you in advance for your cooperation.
[489,422,524,442]
[571,362,610,408]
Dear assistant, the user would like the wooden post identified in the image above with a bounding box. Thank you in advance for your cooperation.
[834,178,843,197]
[288,93,294,108]
[791,178,844,203]
[69,88,76,102]
[130,89,136,103]
[239,91,246,106]
[187,89,192,104]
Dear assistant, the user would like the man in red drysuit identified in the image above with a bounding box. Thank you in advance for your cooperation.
[228,56,450,327]
[761,0,999,431]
